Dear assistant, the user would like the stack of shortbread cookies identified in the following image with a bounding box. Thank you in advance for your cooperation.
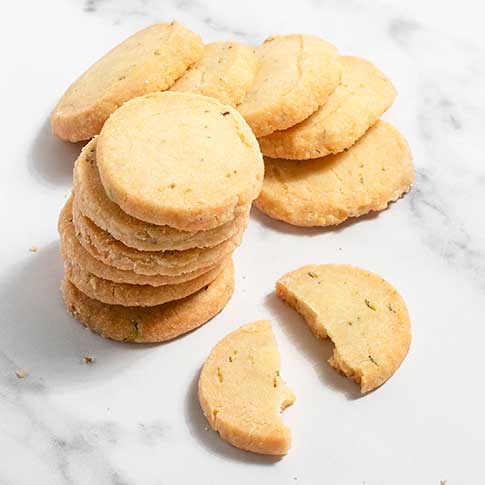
[59,92,263,343]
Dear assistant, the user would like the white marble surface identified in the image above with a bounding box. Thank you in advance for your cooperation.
[1,0,484,483]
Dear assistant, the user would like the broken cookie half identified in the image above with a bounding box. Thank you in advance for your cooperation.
[276,264,411,393]
[198,320,295,455]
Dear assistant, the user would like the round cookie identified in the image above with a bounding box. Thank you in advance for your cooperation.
[96,92,264,230]
[61,259,235,343]
[198,320,295,455]
[51,22,203,142]
[73,138,248,252]
[276,264,411,393]
[64,255,226,307]
[59,197,220,286]
[255,121,415,227]
[72,199,245,276]
[170,41,257,106]
[237,34,341,138]
[258,56,397,159]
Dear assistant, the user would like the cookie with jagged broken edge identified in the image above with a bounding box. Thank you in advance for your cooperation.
[276,264,411,393]
[51,22,203,142]
[170,41,257,106]
[258,56,397,159]
[71,198,245,276]
[64,253,227,307]
[96,92,264,230]
[198,320,295,455]
[237,34,341,138]
[255,121,415,227]
[73,138,248,252]
[59,197,220,286]
[61,259,235,343]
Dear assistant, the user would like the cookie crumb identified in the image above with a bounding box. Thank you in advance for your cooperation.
[440,481,447,485]
[82,356,95,364]
[29,246,38,253]
[16,370,27,379]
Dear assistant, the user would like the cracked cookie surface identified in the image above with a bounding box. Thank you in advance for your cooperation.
[255,121,415,227]
[276,264,411,393]
[97,92,264,230]
[237,34,341,137]
[258,56,397,159]
[51,22,203,142]
[62,258,234,343]
[170,41,257,106]
[198,320,295,455]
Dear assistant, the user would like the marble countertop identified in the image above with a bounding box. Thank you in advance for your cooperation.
[1,0,484,483]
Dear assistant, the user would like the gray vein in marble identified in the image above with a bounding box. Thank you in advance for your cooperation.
[80,0,261,43]
[84,0,103,13]
[387,15,485,291]
[0,346,170,484]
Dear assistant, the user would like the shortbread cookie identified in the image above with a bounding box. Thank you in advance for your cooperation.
[51,22,203,142]
[96,92,264,230]
[73,139,248,251]
[255,121,415,227]
[237,34,341,137]
[72,199,245,276]
[276,265,411,393]
[198,321,295,455]
[170,42,257,106]
[59,198,218,286]
[64,254,226,307]
[259,56,397,159]
[61,259,235,343]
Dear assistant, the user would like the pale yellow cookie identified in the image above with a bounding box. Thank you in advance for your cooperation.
[255,121,415,227]
[258,56,397,159]
[237,34,341,137]
[73,139,248,251]
[170,41,257,106]
[96,92,264,230]
[72,198,245,276]
[51,22,203,142]
[198,320,295,455]
[59,197,218,286]
[276,265,411,393]
[61,259,235,343]
[64,254,227,307]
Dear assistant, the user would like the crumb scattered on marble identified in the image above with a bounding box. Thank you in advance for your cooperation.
[16,370,27,379]
[440,481,447,485]
[29,246,38,253]
[82,356,95,364]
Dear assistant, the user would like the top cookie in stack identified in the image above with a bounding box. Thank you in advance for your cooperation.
[236,36,415,227]
[60,91,264,343]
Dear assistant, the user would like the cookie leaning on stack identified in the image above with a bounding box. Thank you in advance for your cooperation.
[51,22,204,142]
[59,91,264,343]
